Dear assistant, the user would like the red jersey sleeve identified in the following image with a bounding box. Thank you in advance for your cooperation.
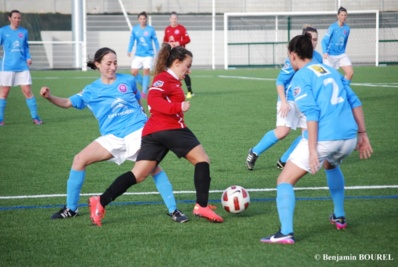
[147,81,183,115]
[163,27,169,43]
[177,25,191,47]
[143,71,186,136]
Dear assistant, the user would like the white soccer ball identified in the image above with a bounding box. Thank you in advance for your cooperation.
[221,185,250,214]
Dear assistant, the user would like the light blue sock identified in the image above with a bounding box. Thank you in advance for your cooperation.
[252,130,279,156]
[135,73,143,87]
[325,166,345,217]
[66,169,86,211]
[142,75,150,94]
[0,99,6,121]
[153,170,177,213]
[26,97,39,119]
[277,183,295,235]
[280,135,302,162]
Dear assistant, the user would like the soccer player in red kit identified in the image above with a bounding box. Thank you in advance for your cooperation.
[88,43,223,226]
[163,11,194,99]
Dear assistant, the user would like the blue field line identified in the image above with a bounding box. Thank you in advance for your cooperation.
[0,195,396,211]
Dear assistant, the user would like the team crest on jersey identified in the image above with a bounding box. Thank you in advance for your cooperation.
[293,86,301,97]
[153,80,164,87]
[118,84,127,93]
[174,29,180,35]
[283,62,290,70]
[144,31,149,36]
[19,33,23,38]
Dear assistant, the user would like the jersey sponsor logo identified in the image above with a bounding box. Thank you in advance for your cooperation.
[109,98,134,118]
[309,64,330,76]
[118,84,127,93]
[12,40,20,49]
[111,98,128,112]
[153,80,164,87]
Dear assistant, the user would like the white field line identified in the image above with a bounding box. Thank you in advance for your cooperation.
[34,75,398,88]
[33,76,97,80]
[218,75,276,81]
[351,82,398,88]
[218,75,398,88]
[33,75,216,80]
[1,185,397,200]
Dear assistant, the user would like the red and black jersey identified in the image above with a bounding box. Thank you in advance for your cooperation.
[163,24,190,47]
[143,70,186,136]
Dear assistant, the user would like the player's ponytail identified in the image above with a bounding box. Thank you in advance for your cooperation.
[154,43,193,76]
[288,33,313,60]
[87,47,116,70]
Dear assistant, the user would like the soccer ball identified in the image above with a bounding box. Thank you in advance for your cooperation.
[221,185,250,213]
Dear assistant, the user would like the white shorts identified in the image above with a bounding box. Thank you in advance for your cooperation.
[0,70,32,87]
[323,53,352,69]
[289,137,357,173]
[276,101,306,130]
[95,128,143,165]
[131,56,154,70]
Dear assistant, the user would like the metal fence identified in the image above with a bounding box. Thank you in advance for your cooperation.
[1,0,397,13]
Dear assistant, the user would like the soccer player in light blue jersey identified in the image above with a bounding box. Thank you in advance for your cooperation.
[40,47,188,223]
[246,25,322,171]
[261,33,373,244]
[127,11,160,99]
[0,10,42,126]
[322,6,354,82]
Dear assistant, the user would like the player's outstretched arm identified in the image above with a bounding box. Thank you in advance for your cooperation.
[40,86,72,109]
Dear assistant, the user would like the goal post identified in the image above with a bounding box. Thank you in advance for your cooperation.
[224,10,379,69]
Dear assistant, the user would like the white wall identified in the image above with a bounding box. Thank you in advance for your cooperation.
[39,30,225,68]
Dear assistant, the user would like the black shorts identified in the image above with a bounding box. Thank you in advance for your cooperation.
[137,128,201,163]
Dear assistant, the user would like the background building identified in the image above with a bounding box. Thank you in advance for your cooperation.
[1,0,397,69]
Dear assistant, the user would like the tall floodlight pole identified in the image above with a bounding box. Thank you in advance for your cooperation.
[212,0,215,69]
[82,0,87,71]
[72,0,83,69]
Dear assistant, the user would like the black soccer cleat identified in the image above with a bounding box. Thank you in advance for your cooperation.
[51,206,79,219]
[246,148,259,171]
[260,229,295,244]
[168,209,189,223]
[276,158,286,170]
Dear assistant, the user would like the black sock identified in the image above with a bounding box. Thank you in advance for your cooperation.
[100,171,137,207]
[184,75,193,93]
[194,162,211,207]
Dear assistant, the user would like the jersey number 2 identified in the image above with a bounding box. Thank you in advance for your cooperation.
[324,78,344,105]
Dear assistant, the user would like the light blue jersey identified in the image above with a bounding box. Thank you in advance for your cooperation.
[0,25,31,71]
[321,22,350,56]
[69,74,147,138]
[291,62,361,141]
[127,24,159,57]
[277,50,323,101]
